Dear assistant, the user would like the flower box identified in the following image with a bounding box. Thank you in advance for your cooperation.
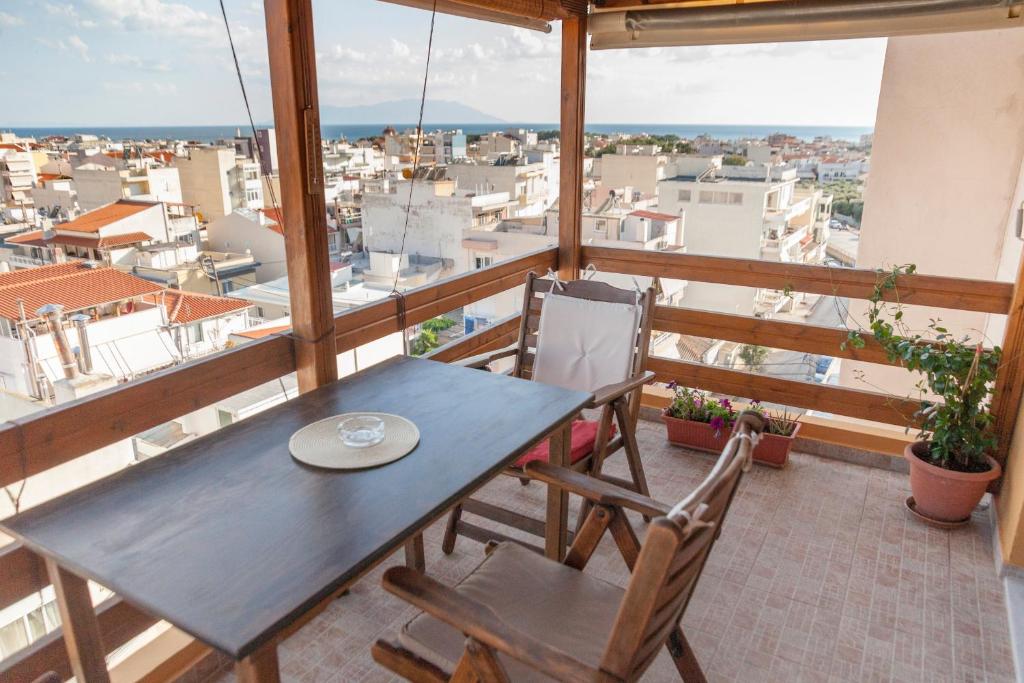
[661,409,801,468]
[661,412,731,453]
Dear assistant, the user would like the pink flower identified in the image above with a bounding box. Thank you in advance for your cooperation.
[710,416,725,433]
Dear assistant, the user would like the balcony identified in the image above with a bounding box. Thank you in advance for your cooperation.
[213,423,1014,682]
[4,1,1024,682]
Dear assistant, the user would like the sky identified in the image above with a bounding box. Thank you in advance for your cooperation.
[0,0,887,127]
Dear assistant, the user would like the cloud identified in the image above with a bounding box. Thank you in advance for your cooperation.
[105,53,172,71]
[67,35,92,62]
[42,3,98,28]
[0,11,24,27]
[34,35,93,62]
[84,0,224,41]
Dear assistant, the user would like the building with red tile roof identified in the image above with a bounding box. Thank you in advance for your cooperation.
[144,290,252,325]
[54,199,156,234]
[0,262,164,322]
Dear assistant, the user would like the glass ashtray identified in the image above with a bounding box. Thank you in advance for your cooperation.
[337,415,386,448]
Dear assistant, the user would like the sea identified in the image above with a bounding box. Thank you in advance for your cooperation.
[8,123,873,143]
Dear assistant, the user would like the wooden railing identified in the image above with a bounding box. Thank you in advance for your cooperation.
[582,245,1020,437]
[2,241,1021,681]
[0,246,556,681]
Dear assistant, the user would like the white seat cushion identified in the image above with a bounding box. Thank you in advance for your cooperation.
[532,291,641,394]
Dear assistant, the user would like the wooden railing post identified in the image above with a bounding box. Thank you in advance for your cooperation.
[265,0,338,392]
[558,12,587,281]
[991,252,1024,485]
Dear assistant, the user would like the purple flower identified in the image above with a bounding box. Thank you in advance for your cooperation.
[710,416,725,433]
[719,398,732,410]
[666,380,678,390]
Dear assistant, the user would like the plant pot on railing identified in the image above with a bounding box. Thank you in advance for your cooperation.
[662,409,801,468]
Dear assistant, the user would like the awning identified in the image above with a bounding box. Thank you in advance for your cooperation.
[589,0,1024,49]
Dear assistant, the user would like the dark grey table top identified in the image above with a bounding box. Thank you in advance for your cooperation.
[2,355,591,658]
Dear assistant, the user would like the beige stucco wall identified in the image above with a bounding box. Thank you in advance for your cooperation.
[839,29,1024,401]
[832,29,1024,567]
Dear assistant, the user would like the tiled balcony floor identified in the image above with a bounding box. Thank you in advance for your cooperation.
[209,420,1016,683]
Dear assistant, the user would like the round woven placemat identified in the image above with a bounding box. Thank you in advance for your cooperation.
[289,413,419,470]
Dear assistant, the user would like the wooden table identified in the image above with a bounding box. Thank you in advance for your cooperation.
[1,356,591,682]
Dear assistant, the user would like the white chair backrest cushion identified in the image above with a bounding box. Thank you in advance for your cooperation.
[532,290,642,394]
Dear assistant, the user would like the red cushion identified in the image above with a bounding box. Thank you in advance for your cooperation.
[515,419,617,468]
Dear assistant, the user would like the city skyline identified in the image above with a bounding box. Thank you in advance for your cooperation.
[0,0,887,127]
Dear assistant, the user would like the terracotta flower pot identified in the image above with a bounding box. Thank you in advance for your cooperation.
[661,411,731,453]
[754,422,801,468]
[663,410,802,468]
[905,441,1001,523]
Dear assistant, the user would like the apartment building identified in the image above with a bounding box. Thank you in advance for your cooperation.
[72,163,183,212]
[0,144,37,205]
[659,165,830,316]
[206,208,290,282]
[3,200,177,270]
[361,175,510,276]
[448,157,552,217]
[175,147,263,221]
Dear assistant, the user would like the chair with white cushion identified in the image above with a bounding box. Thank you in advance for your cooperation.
[442,272,656,554]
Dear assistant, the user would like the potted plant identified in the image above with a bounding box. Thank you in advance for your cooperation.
[844,264,1002,523]
[662,385,736,453]
[662,386,802,467]
[746,402,801,468]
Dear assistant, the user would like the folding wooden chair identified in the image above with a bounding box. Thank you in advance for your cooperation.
[373,412,765,683]
[442,272,657,554]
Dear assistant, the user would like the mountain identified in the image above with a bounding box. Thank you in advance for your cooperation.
[320,99,504,125]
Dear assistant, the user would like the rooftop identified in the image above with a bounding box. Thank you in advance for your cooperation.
[0,261,164,321]
[144,290,252,325]
[50,199,157,234]
[7,230,153,250]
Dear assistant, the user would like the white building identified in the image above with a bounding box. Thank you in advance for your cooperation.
[447,158,553,217]
[72,164,183,212]
[3,200,179,270]
[206,208,288,282]
[658,165,830,316]
[361,177,510,275]
[175,147,263,221]
[0,144,37,205]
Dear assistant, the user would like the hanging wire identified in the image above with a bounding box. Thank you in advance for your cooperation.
[389,0,439,355]
[218,0,281,217]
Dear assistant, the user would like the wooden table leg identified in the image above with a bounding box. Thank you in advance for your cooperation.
[45,558,110,683]
[404,533,426,572]
[545,422,571,561]
[236,640,281,683]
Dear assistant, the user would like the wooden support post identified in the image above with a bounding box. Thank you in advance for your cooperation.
[545,422,572,561]
[991,251,1024,493]
[557,13,587,281]
[264,0,338,392]
[235,641,281,683]
[46,559,111,683]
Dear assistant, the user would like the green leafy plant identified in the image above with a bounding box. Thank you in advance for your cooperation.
[738,344,769,373]
[747,402,798,436]
[845,265,1001,472]
[409,316,456,356]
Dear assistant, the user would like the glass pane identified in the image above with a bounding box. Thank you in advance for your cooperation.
[0,618,29,660]
[25,607,46,640]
